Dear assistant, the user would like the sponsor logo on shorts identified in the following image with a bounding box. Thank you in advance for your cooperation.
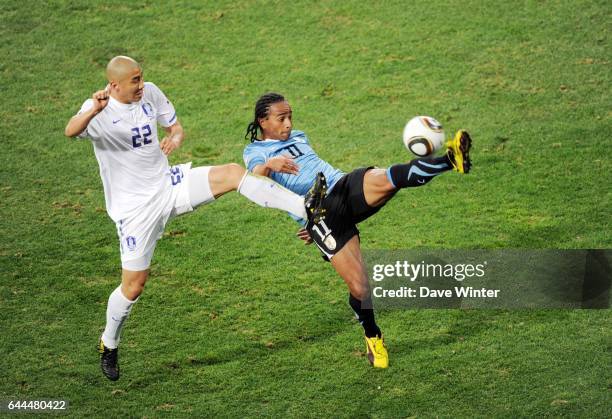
[126,236,137,251]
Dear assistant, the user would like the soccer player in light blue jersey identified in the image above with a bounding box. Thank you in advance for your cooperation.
[243,93,472,368]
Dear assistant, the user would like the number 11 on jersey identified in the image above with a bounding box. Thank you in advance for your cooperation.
[311,219,332,241]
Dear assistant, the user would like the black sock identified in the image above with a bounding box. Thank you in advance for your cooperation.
[387,155,451,188]
[349,294,381,338]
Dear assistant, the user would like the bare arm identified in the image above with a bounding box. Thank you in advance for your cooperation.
[251,156,299,177]
[159,120,185,155]
[64,87,109,137]
[296,227,313,245]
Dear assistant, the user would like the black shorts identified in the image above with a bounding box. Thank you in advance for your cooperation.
[306,167,389,260]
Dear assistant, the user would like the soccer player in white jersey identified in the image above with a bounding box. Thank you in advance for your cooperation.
[65,57,317,381]
[243,93,472,368]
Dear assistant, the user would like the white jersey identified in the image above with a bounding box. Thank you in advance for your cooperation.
[77,82,177,222]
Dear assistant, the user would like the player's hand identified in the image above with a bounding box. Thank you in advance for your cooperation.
[91,84,110,114]
[266,155,299,175]
[160,136,182,156]
[296,227,312,245]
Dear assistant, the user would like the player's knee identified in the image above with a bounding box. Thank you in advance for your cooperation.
[366,168,395,189]
[121,271,148,300]
[348,279,370,301]
[211,163,245,190]
[122,282,144,300]
[225,163,246,185]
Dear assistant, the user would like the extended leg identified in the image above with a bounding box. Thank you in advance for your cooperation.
[363,130,472,207]
[197,163,307,220]
[362,155,452,207]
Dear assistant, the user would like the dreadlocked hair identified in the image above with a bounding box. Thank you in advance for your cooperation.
[245,92,286,142]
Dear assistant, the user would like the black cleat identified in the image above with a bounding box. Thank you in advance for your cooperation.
[98,339,120,381]
[305,172,327,223]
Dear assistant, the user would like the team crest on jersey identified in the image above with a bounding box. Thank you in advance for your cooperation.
[323,235,337,250]
[141,103,154,118]
[126,236,137,251]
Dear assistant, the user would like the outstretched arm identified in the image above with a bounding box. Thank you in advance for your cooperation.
[64,87,109,137]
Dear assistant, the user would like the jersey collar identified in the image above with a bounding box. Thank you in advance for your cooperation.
[109,95,139,110]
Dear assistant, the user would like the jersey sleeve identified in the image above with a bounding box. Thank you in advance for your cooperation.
[75,99,94,139]
[145,82,177,127]
[243,145,268,171]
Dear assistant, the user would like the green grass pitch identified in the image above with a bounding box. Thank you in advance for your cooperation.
[1,0,610,417]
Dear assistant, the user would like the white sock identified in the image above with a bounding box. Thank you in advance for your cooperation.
[101,286,138,349]
[237,172,307,220]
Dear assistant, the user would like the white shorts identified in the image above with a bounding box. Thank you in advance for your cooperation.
[116,163,214,271]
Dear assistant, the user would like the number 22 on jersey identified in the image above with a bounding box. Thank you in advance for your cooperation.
[131,124,152,148]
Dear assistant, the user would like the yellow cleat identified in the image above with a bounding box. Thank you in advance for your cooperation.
[365,335,389,368]
[446,130,472,174]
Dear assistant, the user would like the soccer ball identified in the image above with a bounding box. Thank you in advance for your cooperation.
[402,116,445,157]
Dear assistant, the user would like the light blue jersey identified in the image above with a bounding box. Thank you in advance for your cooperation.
[243,130,344,196]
